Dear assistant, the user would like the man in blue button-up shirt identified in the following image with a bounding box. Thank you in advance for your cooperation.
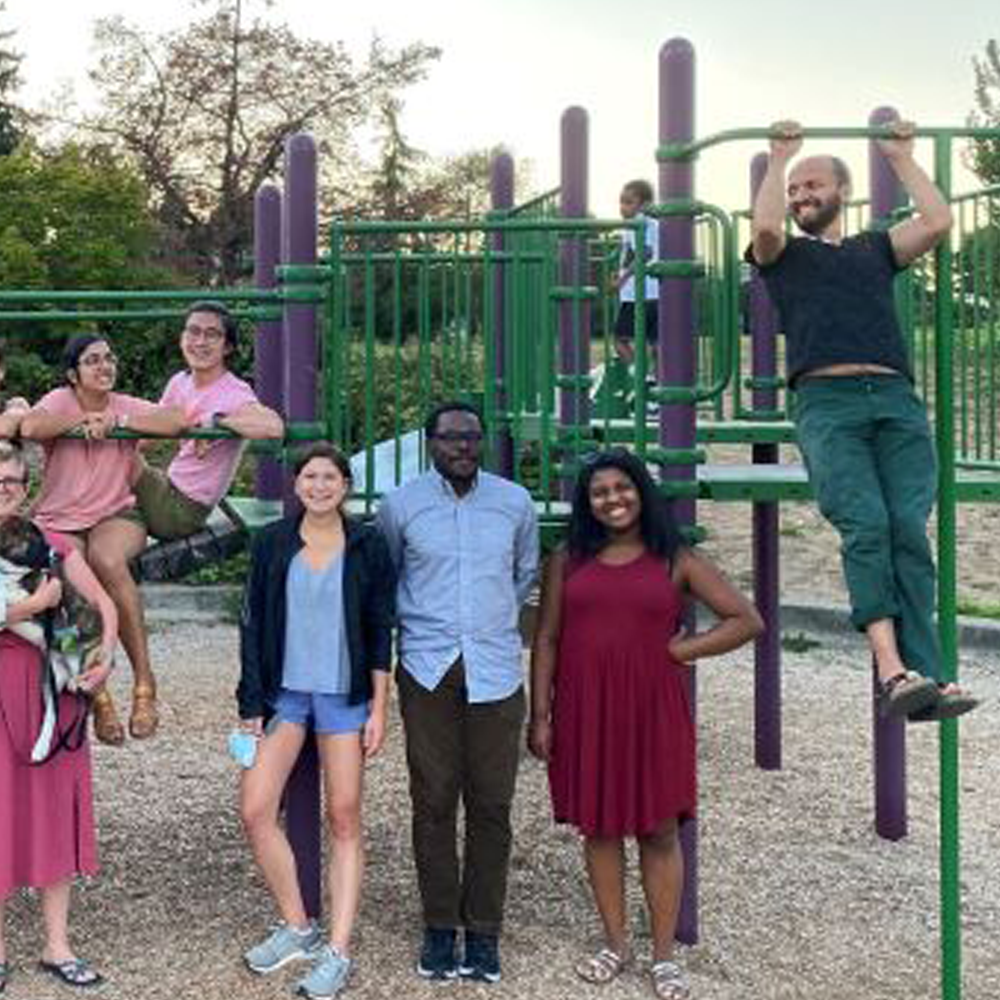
[377,401,538,985]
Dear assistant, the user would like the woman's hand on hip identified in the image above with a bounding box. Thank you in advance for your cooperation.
[527,717,553,762]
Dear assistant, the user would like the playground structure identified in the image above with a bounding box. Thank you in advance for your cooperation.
[2,36,1000,1000]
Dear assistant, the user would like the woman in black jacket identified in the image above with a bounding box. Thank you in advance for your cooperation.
[236,442,395,999]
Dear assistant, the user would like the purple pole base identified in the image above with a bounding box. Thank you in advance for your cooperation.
[285,737,323,918]
[753,475,781,770]
[872,658,907,840]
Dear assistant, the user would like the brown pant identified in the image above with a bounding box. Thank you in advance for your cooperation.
[397,659,525,934]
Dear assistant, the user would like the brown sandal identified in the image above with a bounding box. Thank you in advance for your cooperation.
[129,686,159,740]
[91,688,126,746]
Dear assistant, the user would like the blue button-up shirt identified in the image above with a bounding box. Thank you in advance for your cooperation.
[377,469,539,703]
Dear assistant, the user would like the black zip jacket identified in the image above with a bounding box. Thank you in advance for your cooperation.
[237,513,396,719]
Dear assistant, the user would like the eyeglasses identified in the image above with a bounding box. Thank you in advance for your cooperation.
[78,352,118,368]
[0,476,27,490]
[432,431,484,444]
[183,325,225,343]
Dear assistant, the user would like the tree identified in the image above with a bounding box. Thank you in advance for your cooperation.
[68,0,439,284]
[0,2,23,155]
[367,96,426,221]
[0,142,182,401]
[969,39,1000,185]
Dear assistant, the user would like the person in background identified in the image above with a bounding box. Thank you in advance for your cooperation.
[613,178,659,366]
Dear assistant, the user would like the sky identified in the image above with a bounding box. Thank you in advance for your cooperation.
[4,0,998,216]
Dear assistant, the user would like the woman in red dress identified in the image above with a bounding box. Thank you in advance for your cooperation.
[529,449,763,999]
[0,441,118,991]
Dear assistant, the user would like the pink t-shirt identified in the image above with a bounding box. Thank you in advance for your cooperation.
[31,388,159,532]
[161,370,258,507]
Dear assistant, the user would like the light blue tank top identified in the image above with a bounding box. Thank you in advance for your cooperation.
[282,550,351,695]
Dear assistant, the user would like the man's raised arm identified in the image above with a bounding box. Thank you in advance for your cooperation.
[880,121,953,267]
[750,121,802,267]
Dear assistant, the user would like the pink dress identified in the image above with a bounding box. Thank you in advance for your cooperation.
[0,532,97,898]
[547,552,696,838]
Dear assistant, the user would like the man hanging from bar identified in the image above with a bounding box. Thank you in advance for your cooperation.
[746,118,977,722]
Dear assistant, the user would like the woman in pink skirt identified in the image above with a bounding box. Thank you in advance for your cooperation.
[529,450,763,999]
[0,441,118,991]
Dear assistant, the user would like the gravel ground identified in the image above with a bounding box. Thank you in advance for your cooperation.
[3,611,998,1000]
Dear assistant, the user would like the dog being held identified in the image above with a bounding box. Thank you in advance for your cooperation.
[0,515,103,761]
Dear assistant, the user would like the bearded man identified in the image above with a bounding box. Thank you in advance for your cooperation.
[746,118,976,721]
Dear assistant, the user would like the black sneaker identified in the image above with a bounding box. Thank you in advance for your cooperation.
[417,927,458,980]
[458,931,500,984]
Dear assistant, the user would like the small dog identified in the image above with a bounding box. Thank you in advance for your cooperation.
[0,516,103,761]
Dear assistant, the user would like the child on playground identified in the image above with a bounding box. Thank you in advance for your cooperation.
[529,448,763,999]
[613,179,659,365]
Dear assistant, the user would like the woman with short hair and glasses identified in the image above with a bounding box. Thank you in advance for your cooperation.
[0,440,118,991]
[20,334,186,747]
[529,449,763,999]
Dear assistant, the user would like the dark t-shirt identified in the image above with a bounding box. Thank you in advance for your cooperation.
[744,230,911,388]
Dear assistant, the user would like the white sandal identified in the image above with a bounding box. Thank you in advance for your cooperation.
[650,959,690,999]
[575,947,628,985]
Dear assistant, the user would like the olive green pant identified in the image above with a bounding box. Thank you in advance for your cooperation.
[794,374,942,679]
[133,467,211,541]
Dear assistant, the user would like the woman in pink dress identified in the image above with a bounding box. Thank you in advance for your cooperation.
[0,441,118,991]
[529,449,763,999]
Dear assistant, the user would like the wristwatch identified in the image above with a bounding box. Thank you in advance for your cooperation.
[211,412,227,429]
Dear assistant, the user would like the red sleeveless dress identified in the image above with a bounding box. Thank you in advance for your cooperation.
[548,551,696,837]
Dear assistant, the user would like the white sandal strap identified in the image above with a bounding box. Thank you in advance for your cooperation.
[650,959,690,999]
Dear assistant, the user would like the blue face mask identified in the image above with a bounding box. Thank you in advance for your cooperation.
[227,730,259,769]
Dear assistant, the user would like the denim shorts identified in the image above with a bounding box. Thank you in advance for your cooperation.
[273,688,369,735]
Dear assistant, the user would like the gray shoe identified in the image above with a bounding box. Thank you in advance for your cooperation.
[244,922,321,974]
[296,945,351,999]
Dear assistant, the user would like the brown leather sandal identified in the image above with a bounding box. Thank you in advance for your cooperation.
[91,688,126,747]
[129,686,159,740]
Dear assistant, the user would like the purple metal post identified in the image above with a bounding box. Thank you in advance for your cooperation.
[868,105,908,841]
[558,107,591,482]
[491,152,515,478]
[749,152,782,770]
[254,183,284,500]
[281,133,322,917]
[659,37,698,945]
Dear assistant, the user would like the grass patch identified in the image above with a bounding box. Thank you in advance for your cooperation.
[781,631,822,654]
[957,597,1000,620]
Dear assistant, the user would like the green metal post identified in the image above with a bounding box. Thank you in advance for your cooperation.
[933,133,961,1000]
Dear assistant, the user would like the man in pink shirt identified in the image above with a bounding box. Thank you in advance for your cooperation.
[133,302,284,540]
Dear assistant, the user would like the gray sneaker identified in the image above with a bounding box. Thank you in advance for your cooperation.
[296,945,351,999]
[244,922,321,974]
